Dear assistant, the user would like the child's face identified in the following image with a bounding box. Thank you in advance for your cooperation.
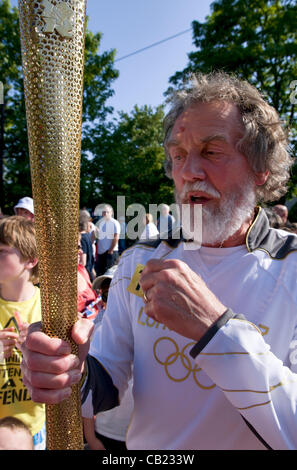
[0,243,30,285]
[0,427,33,450]
[15,208,34,221]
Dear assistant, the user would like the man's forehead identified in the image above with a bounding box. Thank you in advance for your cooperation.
[168,101,243,144]
[166,133,228,147]
[181,100,240,119]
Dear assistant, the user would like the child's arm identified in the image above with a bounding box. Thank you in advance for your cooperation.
[82,417,105,450]
[16,322,29,350]
[0,328,19,359]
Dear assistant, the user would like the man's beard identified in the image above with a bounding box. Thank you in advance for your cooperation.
[175,179,256,246]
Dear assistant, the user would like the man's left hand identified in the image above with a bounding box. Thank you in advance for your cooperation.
[140,259,227,342]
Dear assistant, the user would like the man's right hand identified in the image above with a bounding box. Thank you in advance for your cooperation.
[20,319,94,405]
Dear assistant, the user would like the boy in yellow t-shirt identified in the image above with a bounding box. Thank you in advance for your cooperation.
[0,216,45,449]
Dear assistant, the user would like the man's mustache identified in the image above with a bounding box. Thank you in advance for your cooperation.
[178,181,221,202]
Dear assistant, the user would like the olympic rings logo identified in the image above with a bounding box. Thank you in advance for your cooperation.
[153,336,216,390]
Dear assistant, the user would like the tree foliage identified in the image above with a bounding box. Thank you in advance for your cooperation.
[168,0,297,200]
[1,1,174,216]
[0,0,119,213]
[0,0,26,210]
[82,105,175,212]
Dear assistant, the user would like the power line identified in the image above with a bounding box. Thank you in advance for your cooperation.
[114,28,192,63]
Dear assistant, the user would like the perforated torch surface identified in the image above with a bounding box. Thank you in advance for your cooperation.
[18,0,87,449]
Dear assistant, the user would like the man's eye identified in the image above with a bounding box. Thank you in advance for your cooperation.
[203,149,219,157]
[203,148,215,155]
[173,154,183,161]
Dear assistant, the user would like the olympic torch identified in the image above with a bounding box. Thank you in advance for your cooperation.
[18,0,87,449]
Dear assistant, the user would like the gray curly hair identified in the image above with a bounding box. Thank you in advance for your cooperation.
[163,71,293,202]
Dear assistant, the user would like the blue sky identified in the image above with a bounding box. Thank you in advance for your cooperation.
[10,0,213,116]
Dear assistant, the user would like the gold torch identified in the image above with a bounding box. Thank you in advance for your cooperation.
[18,0,87,449]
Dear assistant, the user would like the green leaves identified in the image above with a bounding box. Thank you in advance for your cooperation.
[81,105,174,211]
[0,2,118,212]
[168,0,297,202]
[1,3,172,214]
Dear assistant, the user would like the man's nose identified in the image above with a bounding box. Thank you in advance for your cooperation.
[181,151,206,182]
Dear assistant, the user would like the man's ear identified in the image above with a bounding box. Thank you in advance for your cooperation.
[255,170,269,186]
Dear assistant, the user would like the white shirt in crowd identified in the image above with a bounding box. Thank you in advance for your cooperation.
[139,223,159,240]
[96,217,121,254]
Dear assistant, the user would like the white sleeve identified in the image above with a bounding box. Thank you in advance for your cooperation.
[81,361,93,418]
[113,219,121,235]
[88,261,134,400]
[192,317,297,450]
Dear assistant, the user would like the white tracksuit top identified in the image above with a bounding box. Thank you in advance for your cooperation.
[87,207,297,450]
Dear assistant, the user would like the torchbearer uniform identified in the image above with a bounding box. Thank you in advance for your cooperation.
[82,207,297,450]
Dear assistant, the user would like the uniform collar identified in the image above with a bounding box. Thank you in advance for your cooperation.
[163,207,268,250]
[245,206,270,252]
[140,206,297,259]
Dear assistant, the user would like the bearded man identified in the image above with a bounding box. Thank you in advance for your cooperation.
[21,72,297,450]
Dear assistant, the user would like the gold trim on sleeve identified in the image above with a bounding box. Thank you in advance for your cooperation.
[199,351,270,356]
[236,400,271,410]
[222,382,282,394]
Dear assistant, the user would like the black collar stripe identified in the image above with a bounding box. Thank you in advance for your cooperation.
[246,207,297,260]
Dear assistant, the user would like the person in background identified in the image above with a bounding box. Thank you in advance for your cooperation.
[272,204,297,233]
[0,416,34,450]
[273,204,288,225]
[14,197,34,222]
[80,209,98,263]
[0,216,45,450]
[157,203,175,236]
[264,207,283,228]
[285,222,297,234]
[118,216,127,255]
[92,265,118,326]
[95,204,120,276]
[139,213,159,240]
[79,211,95,282]
[77,234,102,322]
